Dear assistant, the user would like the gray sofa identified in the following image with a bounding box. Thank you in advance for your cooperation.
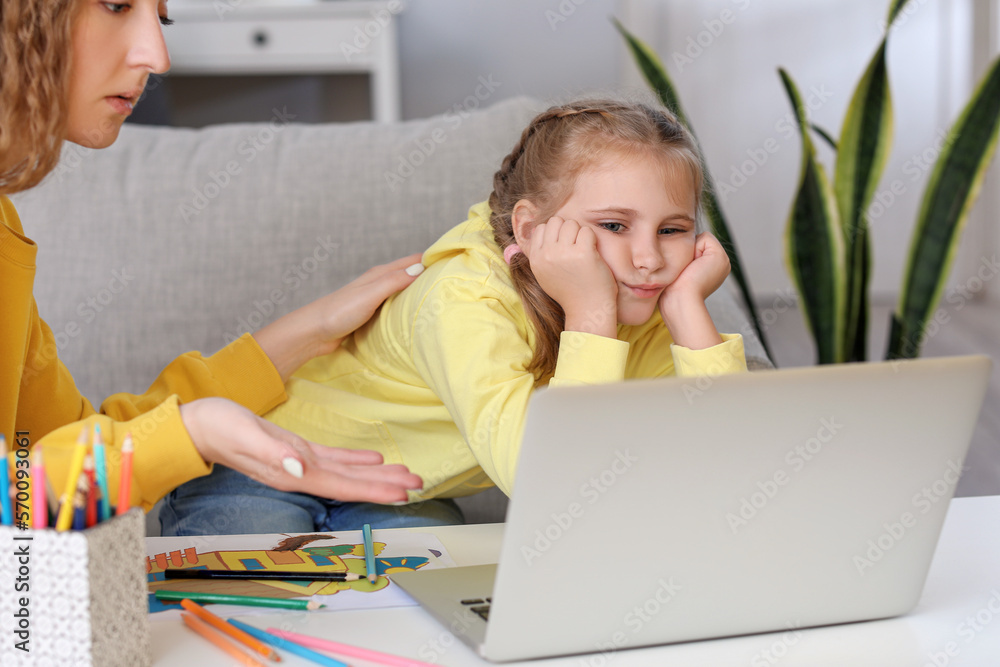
[13,96,771,533]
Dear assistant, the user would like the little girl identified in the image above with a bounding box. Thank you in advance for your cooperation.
[161,99,747,535]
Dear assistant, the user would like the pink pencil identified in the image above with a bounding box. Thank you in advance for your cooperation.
[115,433,133,515]
[266,628,442,667]
[32,448,46,529]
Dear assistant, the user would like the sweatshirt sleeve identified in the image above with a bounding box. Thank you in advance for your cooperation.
[670,333,747,377]
[36,396,211,512]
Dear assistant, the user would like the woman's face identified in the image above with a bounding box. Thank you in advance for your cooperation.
[67,1,171,148]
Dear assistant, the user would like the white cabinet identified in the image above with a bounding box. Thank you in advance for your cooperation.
[164,0,402,122]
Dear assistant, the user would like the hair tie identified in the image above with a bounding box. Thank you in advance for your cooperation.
[503,244,522,265]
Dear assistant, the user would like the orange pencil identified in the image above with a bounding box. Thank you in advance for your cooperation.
[115,433,133,515]
[180,599,280,662]
[180,613,269,667]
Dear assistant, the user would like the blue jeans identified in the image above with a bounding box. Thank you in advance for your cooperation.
[159,465,464,536]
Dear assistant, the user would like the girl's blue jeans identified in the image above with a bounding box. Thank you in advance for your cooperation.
[159,464,464,536]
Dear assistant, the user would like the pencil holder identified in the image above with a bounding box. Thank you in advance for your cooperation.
[0,509,151,666]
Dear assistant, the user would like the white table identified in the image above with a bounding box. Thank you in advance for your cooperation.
[163,0,402,122]
[149,496,1000,666]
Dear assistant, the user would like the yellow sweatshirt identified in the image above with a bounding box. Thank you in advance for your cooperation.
[266,202,747,500]
[1,196,287,512]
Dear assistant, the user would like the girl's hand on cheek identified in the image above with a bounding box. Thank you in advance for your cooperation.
[660,232,730,309]
[657,232,728,350]
[527,217,618,338]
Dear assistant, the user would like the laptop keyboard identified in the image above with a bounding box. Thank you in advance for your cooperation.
[460,597,492,621]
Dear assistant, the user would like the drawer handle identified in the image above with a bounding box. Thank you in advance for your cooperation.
[252,30,269,48]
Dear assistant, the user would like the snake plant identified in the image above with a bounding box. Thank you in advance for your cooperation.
[617,0,1000,364]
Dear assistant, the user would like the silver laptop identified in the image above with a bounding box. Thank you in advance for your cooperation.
[392,355,991,662]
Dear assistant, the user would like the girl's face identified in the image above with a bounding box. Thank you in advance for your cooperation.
[550,152,698,326]
[67,1,171,148]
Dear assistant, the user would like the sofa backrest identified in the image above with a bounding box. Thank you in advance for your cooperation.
[14,97,545,404]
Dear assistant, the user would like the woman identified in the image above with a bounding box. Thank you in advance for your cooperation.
[1,0,424,520]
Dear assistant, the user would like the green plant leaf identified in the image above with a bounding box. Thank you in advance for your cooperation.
[810,124,839,152]
[613,18,774,361]
[888,54,1000,359]
[780,69,846,364]
[834,41,893,362]
[886,0,912,27]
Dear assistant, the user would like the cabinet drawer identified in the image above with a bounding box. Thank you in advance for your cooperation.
[166,16,385,73]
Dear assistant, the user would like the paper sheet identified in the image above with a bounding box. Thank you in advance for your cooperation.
[146,530,453,618]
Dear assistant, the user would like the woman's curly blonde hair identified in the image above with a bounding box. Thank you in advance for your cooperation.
[0,0,80,195]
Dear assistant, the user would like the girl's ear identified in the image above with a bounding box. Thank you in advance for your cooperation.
[511,199,539,252]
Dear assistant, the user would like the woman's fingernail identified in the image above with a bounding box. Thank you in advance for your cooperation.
[282,457,304,478]
[405,263,425,277]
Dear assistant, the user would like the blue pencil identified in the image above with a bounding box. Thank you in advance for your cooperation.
[92,425,111,522]
[362,522,377,584]
[226,619,348,667]
[0,436,11,525]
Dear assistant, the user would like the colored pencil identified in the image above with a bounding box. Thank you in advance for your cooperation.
[92,424,111,522]
[363,522,377,583]
[180,599,280,662]
[227,620,347,667]
[268,627,441,667]
[165,569,363,582]
[155,590,324,611]
[83,454,97,528]
[181,612,269,667]
[31,448,46,529]
[115,432,134,515]
[55,428,88,531]
[0,435,11,525]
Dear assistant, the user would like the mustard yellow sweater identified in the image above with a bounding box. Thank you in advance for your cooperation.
[266,202,747,500]
[1,196,287,511]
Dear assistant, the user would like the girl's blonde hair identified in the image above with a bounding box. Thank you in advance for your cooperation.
[488,99,705,380]
[0,0,79,195]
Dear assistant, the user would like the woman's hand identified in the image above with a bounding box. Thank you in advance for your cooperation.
[525,217,618,338]
[180,398,423,503]
[254,253,424,382]
[658,232,728,350]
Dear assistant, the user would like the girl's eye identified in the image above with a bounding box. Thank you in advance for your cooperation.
[598,222,624,233]
[102,2,129,13]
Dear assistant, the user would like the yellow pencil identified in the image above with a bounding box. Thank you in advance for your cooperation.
[55,427,88,531]
[180,613,269,667]
[180,599,280,662]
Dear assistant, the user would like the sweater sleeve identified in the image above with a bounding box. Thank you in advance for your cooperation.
[36,396,211,512]
[670,333,747,377]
